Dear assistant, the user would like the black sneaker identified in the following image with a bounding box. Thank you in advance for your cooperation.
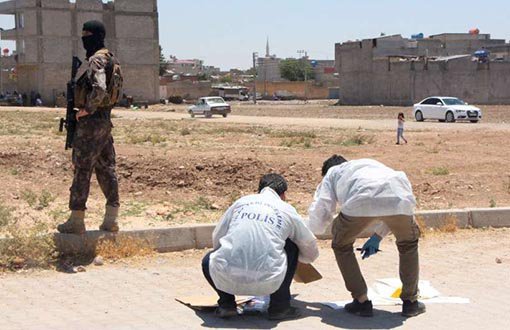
[267,306,301,321]
[402,300,426,317]
[344,299,373,317]
[215,306,238,319]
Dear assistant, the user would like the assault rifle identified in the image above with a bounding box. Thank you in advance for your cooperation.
[59,56,82,150]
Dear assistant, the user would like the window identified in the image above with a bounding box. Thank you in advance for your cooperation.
[18,13,25,29]
[421,98,435,105]
[443,98,465,106]
[422,98,442,105]
[207,98,225,104]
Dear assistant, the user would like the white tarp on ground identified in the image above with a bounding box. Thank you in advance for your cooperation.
[322,278,470,310]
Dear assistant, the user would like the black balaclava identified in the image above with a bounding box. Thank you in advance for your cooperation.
[82,20,106,58]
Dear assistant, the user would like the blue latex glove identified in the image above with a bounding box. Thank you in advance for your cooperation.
[361,234,382,259]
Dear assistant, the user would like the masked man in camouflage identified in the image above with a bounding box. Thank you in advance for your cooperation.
[58,20,123,235]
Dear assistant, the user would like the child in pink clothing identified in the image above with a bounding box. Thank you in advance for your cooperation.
[397,113,408,145]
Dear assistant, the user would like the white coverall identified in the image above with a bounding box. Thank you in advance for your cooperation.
[308,159,416,236]
[210,187,319,296]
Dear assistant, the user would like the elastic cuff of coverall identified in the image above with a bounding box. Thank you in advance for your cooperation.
[85,105,97,115]
[400,294,419,303]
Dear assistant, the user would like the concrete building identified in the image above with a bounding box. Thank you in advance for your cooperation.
[311,59,336,82]
[0,0,160,105]
[167,58,203,76]
[256,39,282,83]
[335,33,510,105]
[256,55,282,83]
[0,53,17,93]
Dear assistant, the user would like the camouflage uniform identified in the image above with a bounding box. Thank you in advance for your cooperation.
[69,49,120,212]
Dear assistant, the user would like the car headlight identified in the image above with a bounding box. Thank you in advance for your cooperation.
[455,110,465,113]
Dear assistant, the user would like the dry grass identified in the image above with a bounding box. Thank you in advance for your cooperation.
[438,216,458,233]
[430,166,450,176]
[416,215,458,238]
[0,222,56,271]
[341,134,375,146]
[95,236,154,261]
[0,202,11,227]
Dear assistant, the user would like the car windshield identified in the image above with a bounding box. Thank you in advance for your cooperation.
[443,98,466,106]
[207,98,225,104]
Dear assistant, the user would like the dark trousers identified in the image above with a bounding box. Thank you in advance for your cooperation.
[202,239,299,312]
[69,117,120,211]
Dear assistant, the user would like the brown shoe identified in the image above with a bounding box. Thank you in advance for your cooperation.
[57,211,86,235]
[99,206,119,232]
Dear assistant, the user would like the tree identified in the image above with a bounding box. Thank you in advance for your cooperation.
[159,45,169,76]
[197,73,208,81]
[279,58,315,81]
[220,75,233,83]
[246,67,257,77]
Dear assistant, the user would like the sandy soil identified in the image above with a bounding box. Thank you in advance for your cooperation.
[152,100,510,123]
[1,104,509,232]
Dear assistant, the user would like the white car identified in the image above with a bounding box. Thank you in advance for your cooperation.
[188,97,231,118]
[413,97,482,123]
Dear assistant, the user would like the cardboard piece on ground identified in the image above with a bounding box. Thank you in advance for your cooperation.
[175,296,253,311]
[293,263,323,284]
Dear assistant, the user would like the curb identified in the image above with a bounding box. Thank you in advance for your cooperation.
[469,207,510,228]
[53,224,216,255]
[49,207,510,255]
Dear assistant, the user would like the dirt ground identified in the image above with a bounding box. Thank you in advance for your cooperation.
[153,99,510,123]
[1,103,510,232]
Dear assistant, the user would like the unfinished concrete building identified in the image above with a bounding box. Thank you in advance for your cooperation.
[0,0,159,105]
[335,33,510,105]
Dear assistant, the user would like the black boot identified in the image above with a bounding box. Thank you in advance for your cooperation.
[344,299,373,317]
[402,300,426,317]
[215,306,238,319]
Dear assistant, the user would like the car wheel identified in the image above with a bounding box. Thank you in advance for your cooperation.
[190,112,195,118]
[222,113,228,118]
[415,110,424,122]
[445,111,455,123]
[470,120,479,123]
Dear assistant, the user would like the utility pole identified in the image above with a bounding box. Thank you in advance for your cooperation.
[297,50,308,101]
[252,52,258,104]
[0,30,3,96]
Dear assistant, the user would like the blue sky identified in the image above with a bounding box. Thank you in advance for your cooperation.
[1,0,509,70]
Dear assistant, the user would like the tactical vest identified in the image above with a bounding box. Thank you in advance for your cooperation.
[75,49,123,109]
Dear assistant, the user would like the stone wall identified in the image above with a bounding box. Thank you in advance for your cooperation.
[256,81,332,100]
[0,0,160,104]
[335,34,510,105]
[339,57,510,105]
[165,81,213,100]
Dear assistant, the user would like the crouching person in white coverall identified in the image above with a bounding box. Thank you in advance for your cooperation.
[202,174,319,320]
[308,155,426,318]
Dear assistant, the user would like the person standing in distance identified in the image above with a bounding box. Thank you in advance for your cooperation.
[58,20,123,234]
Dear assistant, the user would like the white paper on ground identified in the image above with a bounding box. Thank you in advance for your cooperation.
[322,278,470,310]
[242,296,270,313]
